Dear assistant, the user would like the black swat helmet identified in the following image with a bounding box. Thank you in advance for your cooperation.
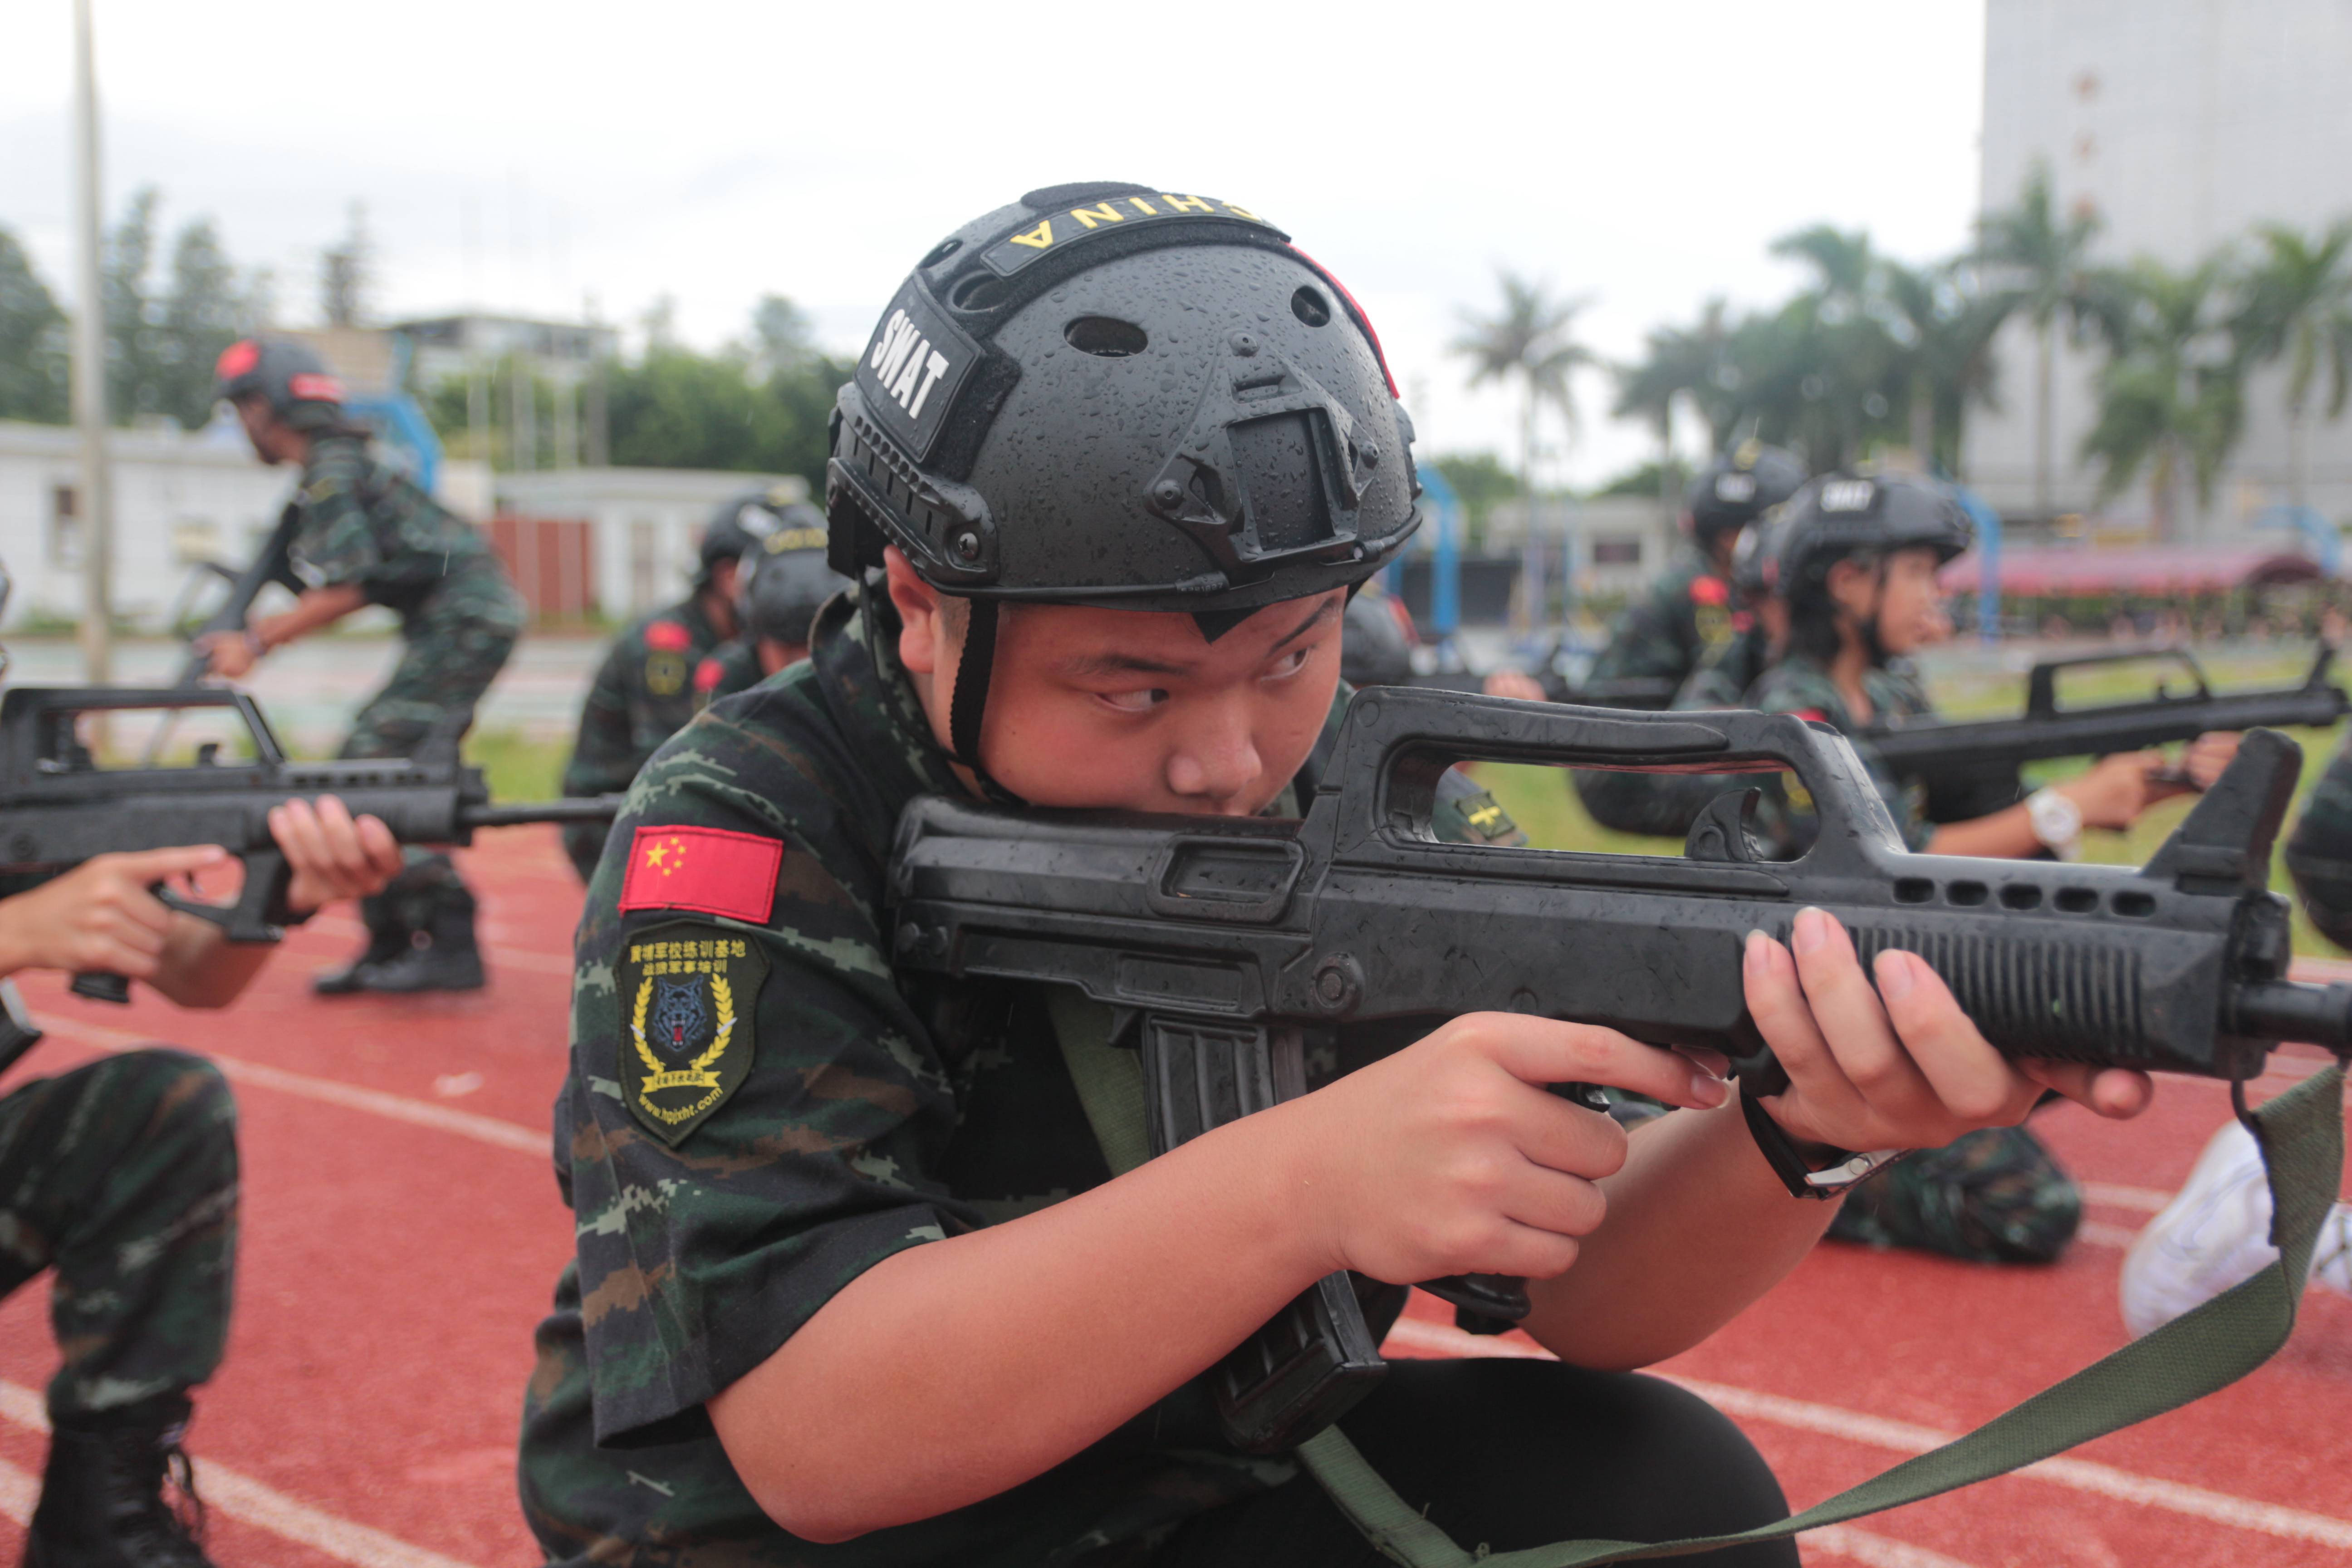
[1339,588,1415,689]
[213,338,346,431]
[1770,470,1974,593]
[827,182,1421,788]
[738,509,846,648]
[700,486,804,582]
[1686,441,1806,547]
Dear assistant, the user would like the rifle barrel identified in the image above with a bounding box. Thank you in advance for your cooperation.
[459,795,626,829]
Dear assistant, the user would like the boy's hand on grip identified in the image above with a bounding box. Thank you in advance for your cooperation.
[1282,1013,1731,1290]
[1743,906,2154,1158]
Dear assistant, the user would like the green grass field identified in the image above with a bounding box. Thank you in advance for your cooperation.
[1471,645,2349,957]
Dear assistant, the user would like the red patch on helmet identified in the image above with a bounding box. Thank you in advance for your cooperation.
[1689,576,1730,607]
[215,340,259,379]
[1792,709,1828,724]
[693,657,724,692]
[285,372,343,403]
[644,620,692,652]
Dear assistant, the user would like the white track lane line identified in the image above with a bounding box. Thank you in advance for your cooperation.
[0,1455,30,1524]
[0,1381,482,1568]
[1382,1318,2352,1550]
[2080,1181,2172,1213]
[27,1014,545,1156]
[1807,1524,1980,1568]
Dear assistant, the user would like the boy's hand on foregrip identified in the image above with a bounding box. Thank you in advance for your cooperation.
[272,796,404,914]
[1743,907,2154,1159]
[1281,1012,1731,1289]
[0,847,228,980]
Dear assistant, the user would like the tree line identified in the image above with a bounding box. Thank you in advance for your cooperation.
[1456,166,2352,538]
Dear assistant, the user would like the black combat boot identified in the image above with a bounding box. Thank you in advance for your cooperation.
[336,888,487,994]
[25,1396,212,1568]
[312,891,407,996]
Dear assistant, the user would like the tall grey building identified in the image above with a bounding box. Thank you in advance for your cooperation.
[1966,0,2352,539]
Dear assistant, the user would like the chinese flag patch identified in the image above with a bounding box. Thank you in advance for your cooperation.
[618,826,783,923]
[644,620,692,652]
[1689,576,1730,607]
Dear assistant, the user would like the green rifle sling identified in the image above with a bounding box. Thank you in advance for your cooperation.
[1043,988,2346,1568]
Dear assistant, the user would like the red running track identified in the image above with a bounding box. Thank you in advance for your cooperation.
[0,825,2336,1566]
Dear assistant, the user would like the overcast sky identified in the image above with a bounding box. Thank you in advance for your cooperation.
[2,0,1988,486]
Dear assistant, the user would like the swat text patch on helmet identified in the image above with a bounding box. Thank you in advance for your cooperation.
[856,280,983,461]
[618,920,766,1145]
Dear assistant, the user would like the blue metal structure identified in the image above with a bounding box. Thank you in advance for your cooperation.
[2254,503,2342,575]
[341,333,443,495]
[1950,481,2004,643]
[1414,464,1463,640]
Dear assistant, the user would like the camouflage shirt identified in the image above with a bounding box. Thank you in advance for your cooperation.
[520,587,1518,1566]
[287,432,497,618]
[692,639,768,711]
[1743,654,1936,858]
[560,596,731,802]
[1678,623,1772,711]
[2288,730,2352,951]
[1585,544,1739,693]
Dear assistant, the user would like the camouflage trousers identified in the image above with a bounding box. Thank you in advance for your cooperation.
[341,568,524,922]
[0,1050,238,1420]
[339,566,525,763]
[1827,1125,2081,1264]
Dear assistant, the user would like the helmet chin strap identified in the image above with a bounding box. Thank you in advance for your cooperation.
[947,598,1027,807]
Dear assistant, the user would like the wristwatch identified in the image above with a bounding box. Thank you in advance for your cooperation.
[2026,786,2083,861]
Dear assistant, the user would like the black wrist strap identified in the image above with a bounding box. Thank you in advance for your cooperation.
[1739,1085,1852,1199]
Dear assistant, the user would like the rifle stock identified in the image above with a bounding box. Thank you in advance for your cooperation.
[886,690,2352,1452]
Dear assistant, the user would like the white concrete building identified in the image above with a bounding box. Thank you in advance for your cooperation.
[0,417,295,630]
[1966,0,2352,538]
[495,468,810,619]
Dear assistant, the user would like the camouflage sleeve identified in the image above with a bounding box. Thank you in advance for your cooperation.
[563,704,965,1446]
[287,438,382,590]
[1743,672,1932,857]
[560,637,643,799]
[1432,768,1527,846]
[1587,587,1696,687]
[2288,734,2352,951]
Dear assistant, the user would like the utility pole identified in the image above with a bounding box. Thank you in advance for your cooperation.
[69,0,113,686]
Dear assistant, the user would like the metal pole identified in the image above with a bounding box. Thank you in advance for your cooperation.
[69,0,113,686]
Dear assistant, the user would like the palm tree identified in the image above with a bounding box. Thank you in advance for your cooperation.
[1612,299,1735,510]
[1453,273,1598,516]
[2230,222,2352,508]
[1877,257,2007,474]
[1975,164,2108,516]
[2079,257,2244,539]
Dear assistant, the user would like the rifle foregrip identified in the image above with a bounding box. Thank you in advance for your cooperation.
[1139,1014,1387,1451]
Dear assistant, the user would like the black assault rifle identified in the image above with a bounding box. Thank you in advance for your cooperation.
[1868,643,2350,807]
[885,688,2352,1453]
[172,505,306,687]
[0,685,621,1014]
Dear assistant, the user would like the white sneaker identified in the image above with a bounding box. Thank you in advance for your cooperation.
[2122,1121,2281,1338]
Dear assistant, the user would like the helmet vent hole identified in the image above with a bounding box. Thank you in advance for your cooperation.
[1064,316,1149,358]
[950,272,1014,312]
[920,238,964,269]
[1290,286,1332,327]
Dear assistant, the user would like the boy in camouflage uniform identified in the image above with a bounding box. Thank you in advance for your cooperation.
[1574,446,1803,835]
[558,490,806,879]
[1735,472,2235,1265]
[0,797,403,1566]
[203,339,528,994]
[520,190,2155,1567]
